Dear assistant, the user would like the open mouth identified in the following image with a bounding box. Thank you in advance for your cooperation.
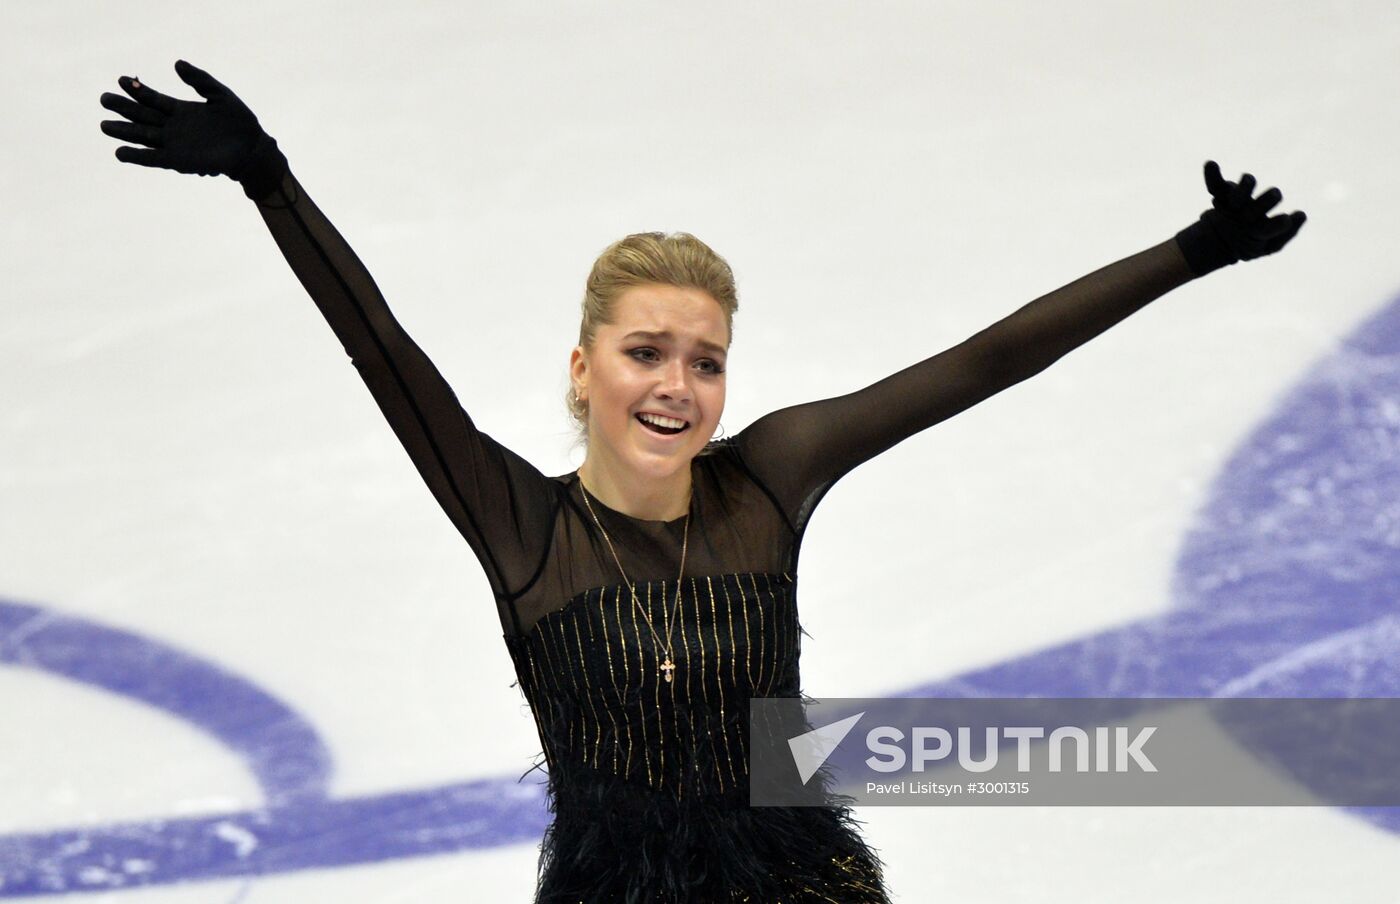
[635,413,690,436]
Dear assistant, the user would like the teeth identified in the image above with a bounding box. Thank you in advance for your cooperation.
[638,412,688,430]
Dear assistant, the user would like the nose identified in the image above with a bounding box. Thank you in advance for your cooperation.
[655,357,691,402]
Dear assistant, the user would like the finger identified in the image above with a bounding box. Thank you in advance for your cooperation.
[119,75,178,116]
[1237,172,1257,198]
[1248,186,1283,218]
[99,91,165,126]
[1204,160,1228,197]
[100,119,163,148]
[1264,211,1307,253]
[1265,211,1304,247]
[1260,212,1296,239]
[175,59,230,99]
[114,145,166,168]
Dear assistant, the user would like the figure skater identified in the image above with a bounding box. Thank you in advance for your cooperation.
[99,60,1306,902]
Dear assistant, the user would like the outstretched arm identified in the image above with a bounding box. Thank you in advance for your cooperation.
[99,61,557,623]
[244,166,556,610]
[735,163,1307,532]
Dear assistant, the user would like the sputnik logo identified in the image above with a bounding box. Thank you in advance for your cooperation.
[789,711,865,784]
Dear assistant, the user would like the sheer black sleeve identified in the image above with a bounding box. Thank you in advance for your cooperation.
[247,170,558,634]
[734,238,1198,534]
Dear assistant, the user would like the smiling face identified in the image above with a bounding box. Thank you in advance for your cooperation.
[570,282,730,484]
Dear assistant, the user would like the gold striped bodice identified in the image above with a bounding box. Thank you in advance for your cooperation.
[504,571,799,801]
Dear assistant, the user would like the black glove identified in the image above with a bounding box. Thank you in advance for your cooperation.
[99,60,288,201]
[1174,160,1307,277]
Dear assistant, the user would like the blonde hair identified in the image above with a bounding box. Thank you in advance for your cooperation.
[567,231,739,448]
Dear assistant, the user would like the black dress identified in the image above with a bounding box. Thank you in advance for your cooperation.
[503,465,891,902]
[246,167,1195,901]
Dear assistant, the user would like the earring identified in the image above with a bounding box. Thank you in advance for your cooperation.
[713,421,726,439]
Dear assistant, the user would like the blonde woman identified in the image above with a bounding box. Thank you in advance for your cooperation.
[99,60,1305,902]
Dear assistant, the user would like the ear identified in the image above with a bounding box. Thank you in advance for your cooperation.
[569,345,588,400]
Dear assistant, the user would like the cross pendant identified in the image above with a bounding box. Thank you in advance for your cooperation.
[661,657,675,683]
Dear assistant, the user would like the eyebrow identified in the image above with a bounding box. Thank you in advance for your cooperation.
[622,330,728,357]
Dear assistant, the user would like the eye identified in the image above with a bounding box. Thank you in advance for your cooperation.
[629,347,725,374]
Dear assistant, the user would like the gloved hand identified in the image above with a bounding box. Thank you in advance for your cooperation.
[1174,161,1307,277]
[99,60,288,201]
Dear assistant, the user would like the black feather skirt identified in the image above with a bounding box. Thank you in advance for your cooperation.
[533,759,889,903]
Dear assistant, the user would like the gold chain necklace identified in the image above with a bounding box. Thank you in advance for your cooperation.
[577,472,690,684]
